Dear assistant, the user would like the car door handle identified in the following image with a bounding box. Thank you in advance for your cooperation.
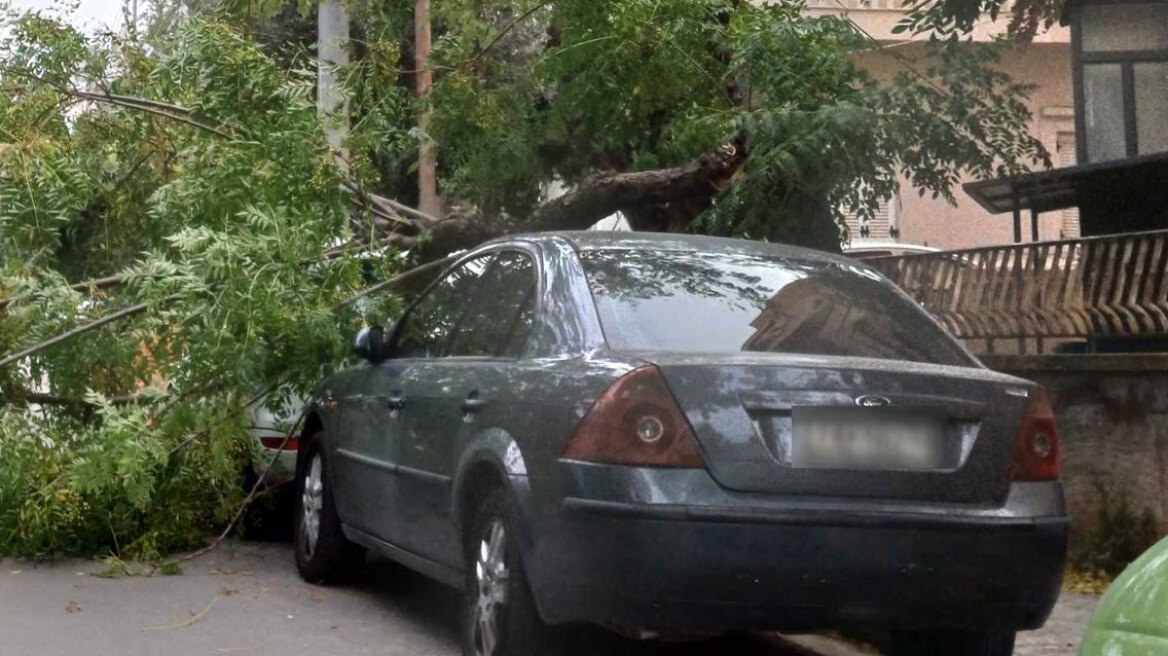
[387,393,405,410]
[461,395,484,414]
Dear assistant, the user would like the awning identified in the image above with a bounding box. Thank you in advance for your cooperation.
[963,150,1168,215]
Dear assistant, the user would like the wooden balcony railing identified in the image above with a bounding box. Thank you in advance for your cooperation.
[865,230,1168,341]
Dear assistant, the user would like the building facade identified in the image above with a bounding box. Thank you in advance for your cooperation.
[806,0,1076,250]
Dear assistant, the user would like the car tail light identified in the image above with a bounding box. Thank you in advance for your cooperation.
[260,435,300,451]
[1008,387,1059,481]
[560,365,704,468]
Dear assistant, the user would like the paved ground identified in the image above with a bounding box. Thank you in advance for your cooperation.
[0,540,1096,656]
[1015,591,1099,656]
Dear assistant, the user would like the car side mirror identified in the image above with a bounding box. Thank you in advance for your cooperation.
[354,325,388,363]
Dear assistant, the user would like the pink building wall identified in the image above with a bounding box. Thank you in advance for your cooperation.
[805,1,1077,250]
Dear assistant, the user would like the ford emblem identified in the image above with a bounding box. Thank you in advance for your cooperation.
[855,394,892,407]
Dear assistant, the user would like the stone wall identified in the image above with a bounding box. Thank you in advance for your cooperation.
[983,354,1168,539]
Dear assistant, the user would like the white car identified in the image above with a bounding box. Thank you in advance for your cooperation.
[843,241,939,260]
[245,393,305,487]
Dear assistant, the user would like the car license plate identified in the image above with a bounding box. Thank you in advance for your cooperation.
[791,407,946,470]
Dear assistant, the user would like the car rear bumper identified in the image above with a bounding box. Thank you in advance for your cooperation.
[250,434,298,487]
[525,468,1068,635]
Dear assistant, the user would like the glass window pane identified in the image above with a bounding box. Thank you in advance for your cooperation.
[396,255,493,358]
[1082,3,1168,52]
[447,252,537,358]
[579,249,973,366]
[1083,64,1128,162]
[1136,62,1168,155]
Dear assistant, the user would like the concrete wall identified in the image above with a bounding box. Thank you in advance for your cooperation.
[983,354,1168,539]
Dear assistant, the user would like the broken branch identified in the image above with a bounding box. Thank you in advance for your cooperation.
[0,294,181,370]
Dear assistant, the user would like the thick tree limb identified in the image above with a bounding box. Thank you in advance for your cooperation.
[412,143,745,261]
[529,144,744,230]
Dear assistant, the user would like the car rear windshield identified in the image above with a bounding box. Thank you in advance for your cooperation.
[578,248,974,366]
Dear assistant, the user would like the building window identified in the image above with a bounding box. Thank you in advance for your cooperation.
[1081,3,1168,52]
[1075,0,1168,162]
[1057,132,1081,238]
[1083,64,1126,161]
[1135,62,1168,153]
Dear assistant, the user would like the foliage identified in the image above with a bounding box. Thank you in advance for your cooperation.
[0,8,404,559]
[1070,485,1160,579]
[1063,566,1111,596]
[415,0,1049,244]
[215,0,1050,244]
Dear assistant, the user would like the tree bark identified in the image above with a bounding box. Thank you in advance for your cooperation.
[411,143,744,261]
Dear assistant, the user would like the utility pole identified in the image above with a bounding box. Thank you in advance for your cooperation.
[318,0,350,164]
[415,0,441,217]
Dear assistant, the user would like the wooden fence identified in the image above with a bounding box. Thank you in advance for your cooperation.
[865,230,1168,344]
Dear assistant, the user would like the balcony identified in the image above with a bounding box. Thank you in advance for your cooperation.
[866,230,1168,353]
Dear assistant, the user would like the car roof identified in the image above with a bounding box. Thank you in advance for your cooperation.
[490,231,854,267]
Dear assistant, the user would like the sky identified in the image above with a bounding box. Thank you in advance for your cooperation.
[8,0,126,32]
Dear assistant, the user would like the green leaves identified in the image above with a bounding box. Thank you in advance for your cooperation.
[0,8,397,560]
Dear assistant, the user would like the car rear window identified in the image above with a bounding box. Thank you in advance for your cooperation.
[578,248,973,366]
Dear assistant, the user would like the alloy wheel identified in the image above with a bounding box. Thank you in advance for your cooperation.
[300,453,323,559]
[472,519,509,656]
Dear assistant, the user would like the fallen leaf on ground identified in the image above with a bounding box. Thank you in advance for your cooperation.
[64,601,81,613]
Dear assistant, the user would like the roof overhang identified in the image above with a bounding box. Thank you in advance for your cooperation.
[963,151,1168,215]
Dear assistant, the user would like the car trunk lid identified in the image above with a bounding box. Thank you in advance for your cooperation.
[640,351,1033,505]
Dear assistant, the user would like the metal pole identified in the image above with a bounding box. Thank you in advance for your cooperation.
[415,0,441,217]
[1031,207,1040,242]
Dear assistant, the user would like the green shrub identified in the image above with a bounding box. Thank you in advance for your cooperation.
[0,395,249,560]
[1070,485,1160,578]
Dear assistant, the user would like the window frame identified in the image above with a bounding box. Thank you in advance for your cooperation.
[387,244,543,362]
[1073,0,1168,162]
[441,248,542,361]
[388,252,498,360]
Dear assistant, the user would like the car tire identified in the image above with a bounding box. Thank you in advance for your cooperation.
[461,489,560,656]
[293,437,365,584]
[891,629,1016,656]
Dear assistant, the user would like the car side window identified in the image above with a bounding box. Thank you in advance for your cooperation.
[447,251,538,358]
[394,255,494,358]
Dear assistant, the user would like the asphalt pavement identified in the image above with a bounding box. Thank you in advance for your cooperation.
[0,540,1095,656]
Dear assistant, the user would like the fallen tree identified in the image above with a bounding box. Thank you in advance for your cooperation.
[0,0,1058,560]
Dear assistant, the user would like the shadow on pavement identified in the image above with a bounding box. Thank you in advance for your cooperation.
[351,555,820,656]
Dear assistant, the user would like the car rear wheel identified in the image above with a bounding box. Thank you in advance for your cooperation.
[891,629,1016,656]
[294,438,365,584]
[462,490,559,656]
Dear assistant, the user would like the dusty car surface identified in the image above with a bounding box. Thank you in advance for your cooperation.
[1079,535,1168,655]
[293,231,1069,656]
